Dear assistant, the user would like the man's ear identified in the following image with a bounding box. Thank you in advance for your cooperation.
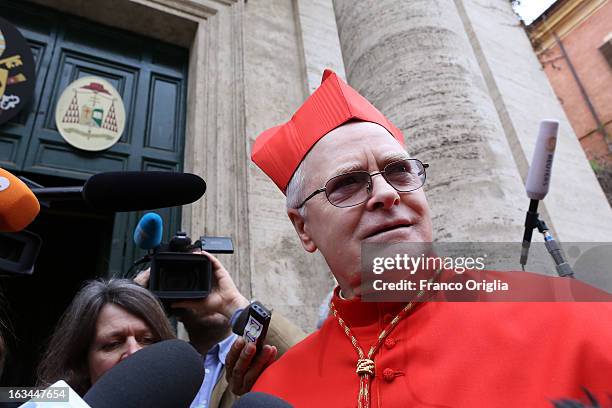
[287,208,317,252]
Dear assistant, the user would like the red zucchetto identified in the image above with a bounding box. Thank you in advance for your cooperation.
[251,69,404,193]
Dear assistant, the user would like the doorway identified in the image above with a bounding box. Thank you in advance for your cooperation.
[1,186,114,386]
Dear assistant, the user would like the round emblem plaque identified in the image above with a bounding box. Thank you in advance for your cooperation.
[55,76,126,151]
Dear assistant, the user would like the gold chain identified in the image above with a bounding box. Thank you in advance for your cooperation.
[330,271,439,408]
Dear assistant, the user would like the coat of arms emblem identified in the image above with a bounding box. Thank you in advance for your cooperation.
[55,76,126,151]
[0,17,36,125]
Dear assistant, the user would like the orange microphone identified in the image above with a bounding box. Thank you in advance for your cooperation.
[0,167,40,232]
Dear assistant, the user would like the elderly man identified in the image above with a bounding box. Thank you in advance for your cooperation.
[245,70,612,407]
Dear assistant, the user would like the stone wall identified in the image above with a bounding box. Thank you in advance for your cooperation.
[242,0,341,330]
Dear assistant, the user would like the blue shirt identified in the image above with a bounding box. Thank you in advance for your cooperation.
[190,333,238,408]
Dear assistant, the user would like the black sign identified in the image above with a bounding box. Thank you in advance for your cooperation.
[0,16,35,125]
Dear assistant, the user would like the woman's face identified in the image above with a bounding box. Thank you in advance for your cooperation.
[87,303,156,385]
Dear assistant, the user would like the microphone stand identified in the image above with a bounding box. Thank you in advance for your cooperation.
[520,202,575,278]
[19,175,84,205]
[30,186,84,201]
[535,219,575,278]
[520,199,540,268]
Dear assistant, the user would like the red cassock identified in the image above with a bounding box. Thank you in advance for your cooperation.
[253,282,612,407]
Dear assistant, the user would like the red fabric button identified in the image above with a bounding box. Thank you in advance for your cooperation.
[384,338,396,349]
[383,368,395,383]
[383,313,393,324]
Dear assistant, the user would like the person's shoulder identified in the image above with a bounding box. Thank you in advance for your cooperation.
[487,300,612,322]
[433,269,612,326]
[450,270,612,335]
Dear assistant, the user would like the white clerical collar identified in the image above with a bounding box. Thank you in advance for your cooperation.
[338,289,349,300]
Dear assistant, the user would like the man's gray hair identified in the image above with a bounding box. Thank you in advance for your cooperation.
[286,160,307,217]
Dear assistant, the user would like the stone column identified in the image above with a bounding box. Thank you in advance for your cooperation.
[333,0,528,242]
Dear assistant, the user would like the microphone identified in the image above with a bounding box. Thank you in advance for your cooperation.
[18,380,92,408]
[0,167,40,232]
[133,212,163,250]
[525,119,558,201]
[30,171,206,212]
[83,339,204,408]
[232,392,294,407]
[0,229,42,276]
[520,120,558,268]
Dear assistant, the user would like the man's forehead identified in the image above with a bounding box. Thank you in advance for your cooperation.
[329,151,409,175]
[310,122,399,153]
[303,122,408,184]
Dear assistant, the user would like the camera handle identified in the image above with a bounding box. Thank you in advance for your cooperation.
[124,253,152,279]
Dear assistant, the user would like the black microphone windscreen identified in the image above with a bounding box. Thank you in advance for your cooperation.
[83,339,204,408]
[233,392,294,408]
[82,172,206,212]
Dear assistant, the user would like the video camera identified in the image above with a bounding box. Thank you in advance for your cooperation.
[142,231,234,300]
[0,230,42,276]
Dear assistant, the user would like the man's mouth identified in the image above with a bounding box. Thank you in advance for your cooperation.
[365,223,412,239]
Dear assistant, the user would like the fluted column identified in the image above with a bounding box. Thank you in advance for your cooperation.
[333,0,527,242]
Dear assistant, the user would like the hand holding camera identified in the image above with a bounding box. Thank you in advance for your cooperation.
[134,249,249,320]
[170,250,249,319]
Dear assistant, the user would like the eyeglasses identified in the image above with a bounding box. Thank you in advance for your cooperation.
[297,159,429,208]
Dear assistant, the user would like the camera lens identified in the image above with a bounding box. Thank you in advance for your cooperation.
[159,261,200,291]
[150,252,212,299]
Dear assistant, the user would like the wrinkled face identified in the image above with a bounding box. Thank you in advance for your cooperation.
[87,304,156,385]
[288,122,433,298]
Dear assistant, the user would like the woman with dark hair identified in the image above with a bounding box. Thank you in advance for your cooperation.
[37,279,175,395]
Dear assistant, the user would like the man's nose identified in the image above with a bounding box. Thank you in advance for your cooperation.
[366,173,400,210]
